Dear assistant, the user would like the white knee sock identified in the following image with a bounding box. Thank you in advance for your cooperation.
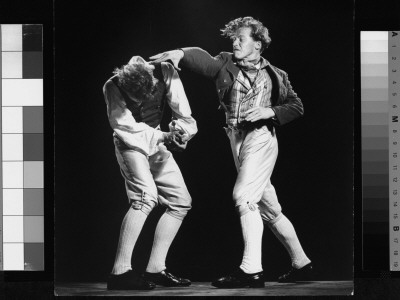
[146,213,182,273]
[111,208,148,275]
[239,209,264,274]
[268,214,311,269]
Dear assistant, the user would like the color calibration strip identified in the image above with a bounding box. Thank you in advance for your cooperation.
[361,31,400,271]
[361,31,390,270]
[0,24,44,271]
[389,31,400,271]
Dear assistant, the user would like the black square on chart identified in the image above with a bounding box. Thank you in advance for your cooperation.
[23,133,44,161]
[23,24,42,51]
[23,51,43,78]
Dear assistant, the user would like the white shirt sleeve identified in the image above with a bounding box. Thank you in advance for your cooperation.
[103,79,164,156]
[161,62,198,140]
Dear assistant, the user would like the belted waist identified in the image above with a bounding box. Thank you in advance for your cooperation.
[229,119,274,132]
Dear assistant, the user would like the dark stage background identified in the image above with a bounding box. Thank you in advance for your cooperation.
[55,0,353,282]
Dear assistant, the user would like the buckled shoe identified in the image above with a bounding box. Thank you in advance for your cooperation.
[211,268,265,288]
[143,269,191,287]
[278,262,314,283]
[107,270,156,290]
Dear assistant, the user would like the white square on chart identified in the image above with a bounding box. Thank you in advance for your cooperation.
[3,189,24,215]
[2,107,23,133]
[360,31,388,41]
[3,216,24,242]
[2,79,43,106]
[2,52,23,78]
[2,134,23,161]
[2,243,24,270]
[361,40,388,53]
[2,161,23,188]
[1,24,22,51]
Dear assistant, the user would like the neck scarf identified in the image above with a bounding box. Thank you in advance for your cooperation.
[235,58,261,71]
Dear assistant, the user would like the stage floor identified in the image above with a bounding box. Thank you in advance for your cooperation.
[55,281,353,296]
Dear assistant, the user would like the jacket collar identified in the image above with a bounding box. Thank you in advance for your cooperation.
[226,54,270,79]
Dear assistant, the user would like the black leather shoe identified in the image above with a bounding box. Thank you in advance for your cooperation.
[278,262,314,283]
[143,269,191,287]
[211,269,265,288]
[107,270,156,290]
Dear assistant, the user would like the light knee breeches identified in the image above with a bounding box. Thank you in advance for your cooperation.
[114,136,192,220]
[226,125,282,222]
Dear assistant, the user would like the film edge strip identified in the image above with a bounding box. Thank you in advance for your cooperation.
[361,31,390,271]
[389,30,400,271]
[0,21,2,272]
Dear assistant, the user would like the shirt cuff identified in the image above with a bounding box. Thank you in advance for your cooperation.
[176,48,185,57]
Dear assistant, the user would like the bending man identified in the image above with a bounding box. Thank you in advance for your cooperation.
[103,56,197,290]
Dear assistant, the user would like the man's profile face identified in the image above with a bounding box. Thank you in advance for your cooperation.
[231,27,260,61]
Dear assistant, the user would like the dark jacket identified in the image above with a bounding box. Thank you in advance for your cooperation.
[181,47,304,126]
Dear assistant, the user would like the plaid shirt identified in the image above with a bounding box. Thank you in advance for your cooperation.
[225,57,272,127]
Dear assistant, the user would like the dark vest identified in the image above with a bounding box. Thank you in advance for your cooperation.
[112,64,167,128]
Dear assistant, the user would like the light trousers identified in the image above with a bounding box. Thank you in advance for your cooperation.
[225,125,282,223]
[114,135,192,220]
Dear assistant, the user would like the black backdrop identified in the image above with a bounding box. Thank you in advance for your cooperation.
[55,0,353,282]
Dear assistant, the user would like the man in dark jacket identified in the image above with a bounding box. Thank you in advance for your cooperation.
[150,16,312,288]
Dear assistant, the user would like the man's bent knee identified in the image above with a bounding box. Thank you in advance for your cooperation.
[262,210,283,225]
[233,187,261,216]
[127,190,158,216]
[235,202,260,217]
[164,195,192,220]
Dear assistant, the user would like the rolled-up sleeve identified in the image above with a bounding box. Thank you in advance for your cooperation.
[161,62,198,140]
[103,80,164,156]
